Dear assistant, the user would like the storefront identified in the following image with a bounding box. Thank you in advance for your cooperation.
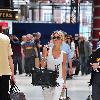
[0,10,18,34]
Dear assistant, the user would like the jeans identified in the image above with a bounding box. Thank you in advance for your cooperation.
[13,55,22,74]
[79,55,88,75]
[42,78,64,100]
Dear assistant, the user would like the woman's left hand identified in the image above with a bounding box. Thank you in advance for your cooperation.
[63,82,67,89]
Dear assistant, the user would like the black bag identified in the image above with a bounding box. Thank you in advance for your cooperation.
[72,58,80,67]
[8,81,26,100]
[59,88,71,100]
[72,58,80,75]
[31,67,59,87]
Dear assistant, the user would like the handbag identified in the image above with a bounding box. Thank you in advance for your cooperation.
[59,88,71,100]
[31,67,59,87]
[8,81,26,100]
[42,68,59,87]
[31,67,43,86]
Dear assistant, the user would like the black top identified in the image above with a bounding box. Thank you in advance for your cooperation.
[89,48,100,72]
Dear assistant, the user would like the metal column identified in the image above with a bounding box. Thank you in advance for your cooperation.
[70,0,80,23]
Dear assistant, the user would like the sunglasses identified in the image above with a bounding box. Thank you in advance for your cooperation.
[52,36,61,40]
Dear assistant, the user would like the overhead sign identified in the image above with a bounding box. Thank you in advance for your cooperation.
[0,10,18,20]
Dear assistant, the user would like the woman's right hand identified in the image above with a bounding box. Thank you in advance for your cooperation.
[43,45,48,57]
[11,74,16,84]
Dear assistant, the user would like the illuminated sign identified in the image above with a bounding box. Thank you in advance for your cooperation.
[51,0,66,3]
[0,10,18,20]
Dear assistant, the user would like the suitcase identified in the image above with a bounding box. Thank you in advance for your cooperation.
[59,88,71,100]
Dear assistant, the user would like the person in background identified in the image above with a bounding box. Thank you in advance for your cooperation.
[21,34,36,76]
[65,35,72,47]
[65,35,75,58]
[11,35,22,75]
[0,31,15,100]
[70,36,76,75]
[74,35,79,58]
[34,32,42,60]
[88,36,93,51]
[21,35,27,73]
[74,35,80,75]
[61,33,73,78]
[78,35,92,75]
[41,30,67,100]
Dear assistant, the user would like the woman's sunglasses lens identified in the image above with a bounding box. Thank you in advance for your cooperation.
[53,36,61,40]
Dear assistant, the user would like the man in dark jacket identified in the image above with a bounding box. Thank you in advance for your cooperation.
[78,36,92,75]
[89,44,100,100]
[11,35,22,75]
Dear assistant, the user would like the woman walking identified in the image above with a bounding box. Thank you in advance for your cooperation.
[41,30,67,100]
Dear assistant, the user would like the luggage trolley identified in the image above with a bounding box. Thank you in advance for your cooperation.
[59,88,71,100]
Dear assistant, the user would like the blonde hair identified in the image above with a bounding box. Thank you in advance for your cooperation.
[51,30,65,41]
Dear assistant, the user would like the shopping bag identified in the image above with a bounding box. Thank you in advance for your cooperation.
[34,46,40,68]
[59,88,71,100]
[35,57,40,68]
[8,81,26,100]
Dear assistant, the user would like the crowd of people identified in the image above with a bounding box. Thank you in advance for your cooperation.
[0,29,100,100]
[8,31,93,77]
[9,32,41,76]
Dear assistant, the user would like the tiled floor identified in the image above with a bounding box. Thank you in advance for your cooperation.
[15,73,91,100]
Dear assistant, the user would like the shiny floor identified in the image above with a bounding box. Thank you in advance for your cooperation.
[15,73,91,100]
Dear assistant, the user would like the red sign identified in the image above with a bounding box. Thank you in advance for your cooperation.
[0,22,8,27]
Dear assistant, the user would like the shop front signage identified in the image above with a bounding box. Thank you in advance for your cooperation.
[0,10,18,20]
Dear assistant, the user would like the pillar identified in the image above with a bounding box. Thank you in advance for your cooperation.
[92,0,100,50]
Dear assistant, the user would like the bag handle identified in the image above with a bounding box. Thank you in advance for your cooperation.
[65,88,68,98]
[59,88,67,99]
[10,80,20,93]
